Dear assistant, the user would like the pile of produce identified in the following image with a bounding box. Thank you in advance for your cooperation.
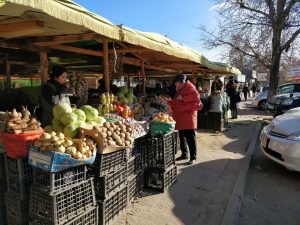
[34,131,95,160]
[152,112,175,123]
[93,121,134,147]
[46,103,105,138]
[116,104,132,118]
[68,75,88,107]
[150,96,171,113]
[3,107,42,134]
[150,112,175,136]
[116,87,137,105]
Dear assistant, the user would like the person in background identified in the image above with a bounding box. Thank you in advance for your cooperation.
[242,83,250,101]
[168,74,202,165]
[251,83,257,97]
[41,65,70,126]
[211,76,223,93]
[226,77,240,119]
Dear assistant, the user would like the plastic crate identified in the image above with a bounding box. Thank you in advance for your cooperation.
[5,155,32,180]
[94,166,127,200]
[0,177,6,194]
[5,192,30,225]
[126,153,142,178]
[144,165,177,192]
[6,173,32,200]
[90,151,125,177]
[99,184,128,225]
[0,193,7,225]
[172,131,180,154]
[0,153,5,178]
[33,166,87,195]
[29,178,96,225]
[147,133,175,169]
[127,172,143,203]
[140,136,148,169]
[30,207,98,225]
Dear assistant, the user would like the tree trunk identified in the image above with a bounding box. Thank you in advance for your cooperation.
[268,54,281,98]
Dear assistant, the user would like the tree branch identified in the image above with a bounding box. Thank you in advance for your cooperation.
[237,0,269,17]
[281,27,300,52]
[284,0,300,16]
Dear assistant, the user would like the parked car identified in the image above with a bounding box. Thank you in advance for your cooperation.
[252,91,268,109]
[260,107,300,172]
[267,83,300,116]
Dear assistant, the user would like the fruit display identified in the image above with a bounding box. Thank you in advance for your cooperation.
[34,131,96,160]
[116,86,137,105]
[46,103,105,138]
[150,95,171,113]
[3,107,42,134]
[152,112,175,123]
[98,103,116,115]
[116,104,132,118]
[68,74,89,107]
[100,92,115,105]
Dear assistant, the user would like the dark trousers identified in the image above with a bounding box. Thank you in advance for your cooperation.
[243,92,247,101]
[179,129,197,160]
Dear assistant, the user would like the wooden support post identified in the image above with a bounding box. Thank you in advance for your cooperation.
[127,73,130,88]
[138,71,141,92]
[39,51,48,84]
[4,55,11,91]
[141,60,146,96]
[30,77,33,87]
[103,39,110,92]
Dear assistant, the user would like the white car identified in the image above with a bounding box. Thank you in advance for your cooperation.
[260,107,300,172]
[252,91,268,109]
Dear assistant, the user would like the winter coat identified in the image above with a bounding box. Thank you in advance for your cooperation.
[169,81,202,130]
[41,79,70,126]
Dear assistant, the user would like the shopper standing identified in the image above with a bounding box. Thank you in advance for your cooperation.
[242,83,250,101]
[226,77,240,119]
[251,84,257,97]
[41,65,70,126]
[168,74,202,165]
[211,76,223,93]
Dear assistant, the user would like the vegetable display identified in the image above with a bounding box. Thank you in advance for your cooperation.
[68,75,88,107]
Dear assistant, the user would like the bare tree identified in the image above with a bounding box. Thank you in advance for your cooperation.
[199,0,300,97]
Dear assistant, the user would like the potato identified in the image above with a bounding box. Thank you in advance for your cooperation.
[41,133,51,141]
[85,151,92,158]
[82,142,87,147]
[66,146,77,155]
[101,132,107,138]
[50,131,56,138]
[51,136,59,142]
[102,127,107,132]
[103,122,110,128]
[80,147,86,154]
[63,139,73,147]
[120,133,126,138]
[56,146,66,153]
[107,131,112,137]
[125,141,130,146]
[42,141,52,147]
[74,151,82,159]
[57,132,65,140]
[82,155,87,160]
[107,140,116,146]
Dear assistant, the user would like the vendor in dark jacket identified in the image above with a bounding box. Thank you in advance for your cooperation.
[41,65,70,126]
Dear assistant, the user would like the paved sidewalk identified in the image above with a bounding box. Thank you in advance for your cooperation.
[115,101,269,225]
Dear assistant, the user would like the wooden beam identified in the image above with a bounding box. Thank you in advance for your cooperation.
[33,33,100,46]
[40,51,48,84]
[103,39,110,92]
[0,20,44,35]
[4,55,11,91]
[0,16,11,21]
[51,45,103,57]
[117,41,151,65]
[141,60,146,95]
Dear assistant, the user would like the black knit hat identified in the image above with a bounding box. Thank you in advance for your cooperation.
[174,74,187,83]
[50,65,67,79]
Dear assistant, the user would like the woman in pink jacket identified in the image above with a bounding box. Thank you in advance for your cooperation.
[169,74,202,165]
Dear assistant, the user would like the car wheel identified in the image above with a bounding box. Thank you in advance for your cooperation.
[258,100,267,110]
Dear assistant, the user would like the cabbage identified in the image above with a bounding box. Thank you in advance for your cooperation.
[63,124,78,138]
[94,116,106,125]
[44,125,53,133]
[60,112,77,126]
[117,92,125,99]
[74,120,86,128]
[119,97,128,105]
[127,97,133,105]
[119,86,128,94]
[128,87,134,94]
[73,109,86,122]
[80,105,98,121]
[53,103,72,120]
[133,96,137,104]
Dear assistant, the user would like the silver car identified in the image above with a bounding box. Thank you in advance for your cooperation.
[260,107,300,172]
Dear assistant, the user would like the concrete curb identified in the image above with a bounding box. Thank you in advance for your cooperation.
[220,121,263,225]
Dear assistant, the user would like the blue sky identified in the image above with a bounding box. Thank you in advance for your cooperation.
[73,0,221,61]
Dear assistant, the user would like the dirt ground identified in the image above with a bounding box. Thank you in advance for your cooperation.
[114,101,271,225]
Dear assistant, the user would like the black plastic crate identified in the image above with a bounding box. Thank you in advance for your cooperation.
[6,174,32,200]
[144,165,177,192]
[206,112,224,132]
[6,192,30,225]
[126,153,142,178]
[140,136,148,169]
[29,178,96,225]
[0,153,5,178]
[5,155,32,180]
[147,132,175,169]
[172,131,180,154]
[0,193,7,225]
[30,207,98,225]
[94,166,127,201]
[99,184,128,225]
[0,177,6,194]
[90,151,125,177]
[128,172,143,203]
[33,166,87,195]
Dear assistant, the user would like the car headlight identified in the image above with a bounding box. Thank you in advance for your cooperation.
[281,98,293,105]
[287,132,300,141]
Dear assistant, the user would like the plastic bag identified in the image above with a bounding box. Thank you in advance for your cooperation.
[149,120,175,137]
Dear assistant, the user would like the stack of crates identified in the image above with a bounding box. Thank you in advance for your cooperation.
[126,136,145,204]
[144,132,177,192]
[0,153,7,225]
[90,150,128,225]
[4,155,32,225]
[29,166,98,224]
